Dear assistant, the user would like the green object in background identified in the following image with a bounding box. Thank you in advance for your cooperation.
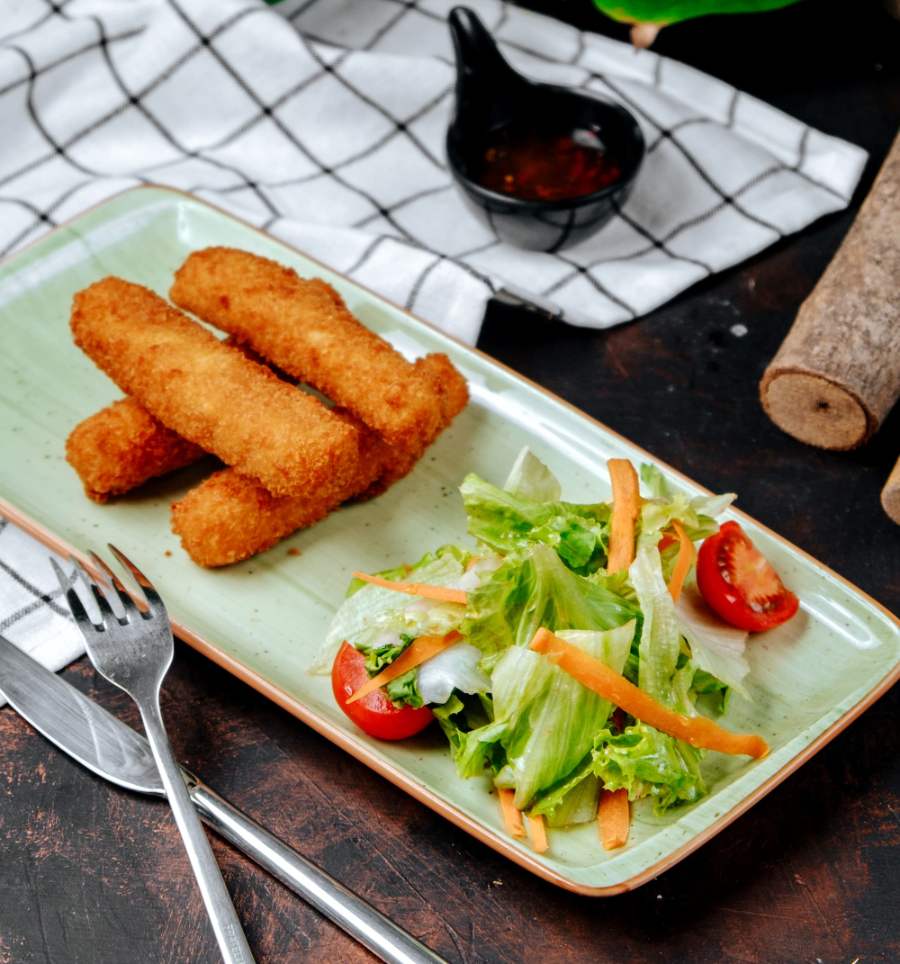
[595,0,802,24]
[594,0,804,44]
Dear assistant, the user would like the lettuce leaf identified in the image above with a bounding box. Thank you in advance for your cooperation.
[360,633,414,674]
[503,446,562,502]
[417,642,490,705]
[676,585,749,696]
[630,544,683,707]
[638,464,735,549]
[591,545,706,812]
[461,623,635,810]
[532,759,601,827]
[433,695,506,778]
[313,545,470,672]
[592,723,706,811]
[462,543,638,655]
[691,669,731,716]
[384,668,425,708]
[460,473,610,574]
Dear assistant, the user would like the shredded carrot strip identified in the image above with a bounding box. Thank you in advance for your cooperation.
[598,788,630,850]
[666,520,696,603]
[524,813,549,854]
[530,629,768,758]
[347,631,462,704]
[607,459,640,573]
[498,789,524,839]
[352,571,467,605]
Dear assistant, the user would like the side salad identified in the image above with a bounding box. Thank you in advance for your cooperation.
[317,450,798,854]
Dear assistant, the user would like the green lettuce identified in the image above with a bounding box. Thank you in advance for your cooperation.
[433,695,506,778]
[690,669,731,716]
[462,543,638,655]
[638,464,734,550]
[531,758,600,826]
[675,584,749,696]
[591,545,706,812]
[313,545,469,672]
[460,472,610,574]
[385,668,425,708]
[456,623,635,810]
[493,625,634,809]
[503,447,562,502]
[591,723,706,811]
[359,633,414,674]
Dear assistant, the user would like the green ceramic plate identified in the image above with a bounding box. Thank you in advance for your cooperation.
[1,187,897,894]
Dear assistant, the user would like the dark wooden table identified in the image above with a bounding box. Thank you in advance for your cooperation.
[2,2,898,961]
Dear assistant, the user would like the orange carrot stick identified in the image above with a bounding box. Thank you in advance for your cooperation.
[352,571,467,605]
[530,628,768,758]
[598,788,630,850]
[666,520,696,603]
[498,789,525,839]
[607,459,640,572]
[347,631,462,704]
[524,813,549,854]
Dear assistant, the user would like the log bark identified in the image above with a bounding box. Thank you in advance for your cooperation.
[882,455,900,525]
[760,133,900,450]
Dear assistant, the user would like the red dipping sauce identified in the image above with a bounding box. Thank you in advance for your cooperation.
[475,123,622,202]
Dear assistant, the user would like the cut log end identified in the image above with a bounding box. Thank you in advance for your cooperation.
[760,371,872,451]
[881,456,900,526]
[759,133,900,451]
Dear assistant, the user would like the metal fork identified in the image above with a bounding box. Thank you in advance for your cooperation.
[52,546,254,964]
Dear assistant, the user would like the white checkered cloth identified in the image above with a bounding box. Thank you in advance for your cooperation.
[0,0,867,687]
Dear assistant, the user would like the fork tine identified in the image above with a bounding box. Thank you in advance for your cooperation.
[108,544,164,614]
[50,557,95,629]
[72,559,116,624]
[89,550,140,618]
[49,557,73,596]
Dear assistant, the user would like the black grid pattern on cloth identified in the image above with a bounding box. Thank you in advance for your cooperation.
[0,520,83,699]
[0,0,865,329]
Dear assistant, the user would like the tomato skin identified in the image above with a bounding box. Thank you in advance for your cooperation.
[658,533,677,552]
[331,642,433,740]
[696,521,799,632]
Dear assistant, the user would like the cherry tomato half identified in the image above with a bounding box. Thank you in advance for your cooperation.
[331,642,433,741]
[696,521,799,632]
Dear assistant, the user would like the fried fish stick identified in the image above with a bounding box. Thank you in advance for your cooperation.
[71,278,361,499]
[359,353,471,495]
[415,352,470,425]
[170,248,446,455]
[171,413,391,567]
[171,361,467,565]
[67,350,467,505]
[65,337,268,502]
[66,398,206,502]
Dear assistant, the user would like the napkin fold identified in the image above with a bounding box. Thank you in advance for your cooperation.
[0,522,82,708]
[0,0,867,681]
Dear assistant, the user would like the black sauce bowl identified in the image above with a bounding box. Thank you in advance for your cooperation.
[445,6,645,253]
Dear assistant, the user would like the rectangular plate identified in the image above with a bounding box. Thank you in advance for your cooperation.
[1,187,897,895]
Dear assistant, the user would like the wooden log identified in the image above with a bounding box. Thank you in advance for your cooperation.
[760,133,900,450]
[882,455,900,525]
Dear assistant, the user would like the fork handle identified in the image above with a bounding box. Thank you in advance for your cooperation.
[186,779,447,964]
[140,703,255,964]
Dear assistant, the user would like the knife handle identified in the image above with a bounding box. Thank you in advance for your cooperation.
[187,779,446,964]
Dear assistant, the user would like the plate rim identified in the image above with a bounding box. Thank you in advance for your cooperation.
[0,184,897,896]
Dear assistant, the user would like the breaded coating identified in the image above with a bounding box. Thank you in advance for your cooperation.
[359,353,471,496]
[170,247,445,455]
[66,398,206,502]
[171,412,391,567]
[64,336,251,502]
[414,352,470,424]
[70,278,362,499]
